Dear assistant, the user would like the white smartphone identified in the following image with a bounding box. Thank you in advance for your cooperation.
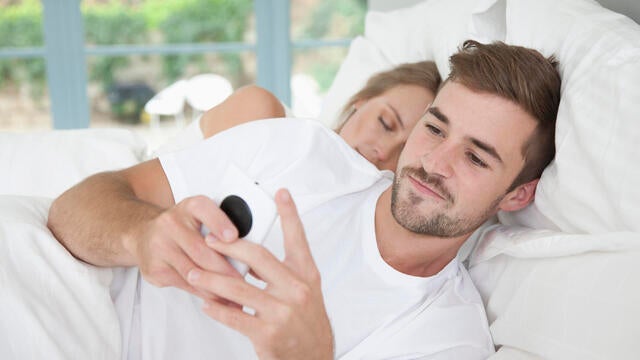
[200,163,277,275]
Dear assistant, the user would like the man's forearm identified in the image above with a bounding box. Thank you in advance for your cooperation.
[47,171,163,267]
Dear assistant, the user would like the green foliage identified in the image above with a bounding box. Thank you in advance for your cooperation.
[83,3,148,91]
[310,61,341,93]
[0,1,45,97]
[0,0,362,101]
[156,0,252,82]
[302,0,366,39]
[298,0,365,93]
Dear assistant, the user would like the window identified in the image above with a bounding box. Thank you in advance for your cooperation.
[0,0,366,134]
[0,0,49,131]
[291,0,365,117]
[81,0,256,131]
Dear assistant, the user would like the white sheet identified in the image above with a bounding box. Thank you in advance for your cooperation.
[0,128,147,199]
[0,195,120,359]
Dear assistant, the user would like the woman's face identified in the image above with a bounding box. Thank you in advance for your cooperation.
[339,84,435,172]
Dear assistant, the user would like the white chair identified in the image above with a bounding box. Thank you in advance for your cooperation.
[185,73,233,121]
[144,79,188,129]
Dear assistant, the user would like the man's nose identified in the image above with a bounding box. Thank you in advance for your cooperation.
[421,143,454,178]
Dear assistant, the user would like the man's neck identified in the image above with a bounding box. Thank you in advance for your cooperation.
[374,187,469,277]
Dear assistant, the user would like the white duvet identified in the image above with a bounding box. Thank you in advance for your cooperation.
[0,195,120,359]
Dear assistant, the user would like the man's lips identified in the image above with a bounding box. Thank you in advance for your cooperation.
[408,175,446,200]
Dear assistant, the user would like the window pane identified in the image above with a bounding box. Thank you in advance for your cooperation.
[0,0,43,48]
[86,52,256,146]
[82,0,254,46]
[0,1,49,131]
[81,0,256,145]
[291,0,366,41]
[291,46,348,119]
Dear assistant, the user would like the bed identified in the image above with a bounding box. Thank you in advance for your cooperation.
[1,0,639,359]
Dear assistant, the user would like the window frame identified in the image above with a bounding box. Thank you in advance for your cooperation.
[0,0,359,129]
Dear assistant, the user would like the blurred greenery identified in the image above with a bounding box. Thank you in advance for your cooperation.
[0,0,45,98]
[83,2,148,91]
[0,0,365,99]
[299,0,365,92]
[302,0,366,39]
[156,0,252,83]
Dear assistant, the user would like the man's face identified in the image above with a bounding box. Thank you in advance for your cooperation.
[391,80,537,237]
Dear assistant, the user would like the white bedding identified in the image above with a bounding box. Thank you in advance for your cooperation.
[0,196,120,359]
[469,226,640,359]
[1,0,639,358]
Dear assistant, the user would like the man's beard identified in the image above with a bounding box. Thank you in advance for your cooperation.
[391,166,502,238]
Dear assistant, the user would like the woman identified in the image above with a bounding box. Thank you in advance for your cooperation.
[198,61,441,172]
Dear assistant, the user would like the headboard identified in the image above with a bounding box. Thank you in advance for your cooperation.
[368,0,640,24]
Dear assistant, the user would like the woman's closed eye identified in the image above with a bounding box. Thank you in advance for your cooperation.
[378,116,392,131]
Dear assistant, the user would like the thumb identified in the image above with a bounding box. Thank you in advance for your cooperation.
[275,189,314,268]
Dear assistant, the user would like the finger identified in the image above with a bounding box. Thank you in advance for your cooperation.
[275,189,316,268]
[176,230,242,278]
[187,269,280,313]
[164,245,236,301]
[248,268,263,281]
[165,244,201,283]
[207,296,243,310]
[207,238,297,287]
[201,299,261,339]
[144,263,206,298]
[181,195,238,242]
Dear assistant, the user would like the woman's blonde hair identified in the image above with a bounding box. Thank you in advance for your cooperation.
[335,61,441,131]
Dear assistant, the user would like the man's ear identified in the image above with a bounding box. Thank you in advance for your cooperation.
[498,179,539,212]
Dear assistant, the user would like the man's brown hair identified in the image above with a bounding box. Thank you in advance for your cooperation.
[448,40,561,190]
[336,61,442,131]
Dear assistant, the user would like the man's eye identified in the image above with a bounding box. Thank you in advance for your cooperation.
[467,152,488,168]
[425,124,443,136]
[378,116,392,131]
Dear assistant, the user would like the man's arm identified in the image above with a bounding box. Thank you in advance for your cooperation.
[47,159,170,267]
[47,159,243,293]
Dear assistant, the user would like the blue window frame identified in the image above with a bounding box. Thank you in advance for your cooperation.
[0,0,361,129]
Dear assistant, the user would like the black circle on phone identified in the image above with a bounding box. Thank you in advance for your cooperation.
[220,195,253,238]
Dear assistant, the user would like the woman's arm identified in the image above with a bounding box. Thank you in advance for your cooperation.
[200,85,286,138]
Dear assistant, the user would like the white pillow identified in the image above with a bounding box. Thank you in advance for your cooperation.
[318,0,507,128]
[0,195,120,359]
[468,228,640,359]
[0,128,147,199]
[497,0,640,233]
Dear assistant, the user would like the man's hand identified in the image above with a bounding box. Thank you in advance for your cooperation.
[187,189,334,360]
[129,195,243,295]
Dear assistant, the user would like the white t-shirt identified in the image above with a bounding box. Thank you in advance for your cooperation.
[114,118,494,359]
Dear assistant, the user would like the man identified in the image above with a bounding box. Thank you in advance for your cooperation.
[48,40,561,359]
